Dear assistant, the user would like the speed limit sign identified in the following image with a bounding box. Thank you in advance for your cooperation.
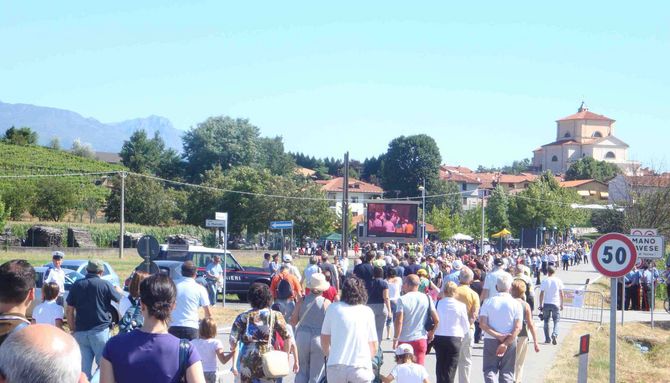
[591,233,638,278]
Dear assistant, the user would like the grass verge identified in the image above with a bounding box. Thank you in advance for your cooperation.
[544,321,670,383]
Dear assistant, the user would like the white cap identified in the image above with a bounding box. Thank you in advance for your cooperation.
[283,255,293,262]
[395,343,414,356]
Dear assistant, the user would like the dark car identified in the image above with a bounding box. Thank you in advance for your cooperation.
[154,244,271,301]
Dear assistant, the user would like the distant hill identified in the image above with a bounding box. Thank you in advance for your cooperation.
[0,101,183,153]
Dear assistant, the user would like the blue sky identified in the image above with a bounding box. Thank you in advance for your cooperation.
[1,2,668,169]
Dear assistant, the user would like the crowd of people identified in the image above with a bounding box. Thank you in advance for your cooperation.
[2,236,664,383]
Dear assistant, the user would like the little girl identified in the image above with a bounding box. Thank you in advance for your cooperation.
[32,282,64,329]
[382,344,429,383]
[191,318,233,383]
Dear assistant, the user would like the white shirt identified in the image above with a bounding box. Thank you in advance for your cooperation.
[285,263,302,282]
[171,278,210,329]
[483,269,512,298]
[321,302,377,368]
[387,278,402,301]
[390,362,429,382]
[479,293,523,340]
[44,267,65,294]
[434,297,470,338]
[191,338,224,372]
[32,300,64,326]
[540,276,564,306]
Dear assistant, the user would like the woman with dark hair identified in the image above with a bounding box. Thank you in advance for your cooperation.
[368,266,391,343]
[100,274,205,383]
[321,277,378,382]
[118,271,149,318]
[230,282,293,382]
[386,267,403,340]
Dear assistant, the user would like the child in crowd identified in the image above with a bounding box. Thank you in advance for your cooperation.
[32,281,64,329]
[382,344,429,383]
[191,318,233,383]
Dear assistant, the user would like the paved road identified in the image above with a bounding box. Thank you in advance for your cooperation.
[215,260,650,382]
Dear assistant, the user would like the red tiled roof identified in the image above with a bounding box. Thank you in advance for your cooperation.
[623,175,670,188]
[442,165,474,174]
[499,174,537,184]
[560,179,601,188]
[320,177,384,194]
[557,110,615,122]
[541,139,579,147]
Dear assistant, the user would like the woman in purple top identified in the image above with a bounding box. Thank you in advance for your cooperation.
[100,274,205,383]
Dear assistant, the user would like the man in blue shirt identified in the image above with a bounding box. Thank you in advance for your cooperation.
[624,268,640,310]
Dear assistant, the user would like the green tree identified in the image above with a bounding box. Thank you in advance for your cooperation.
[71,139,95,159]
[486,185,510,234]
[426,179,462,214]
[105,174,176,225]
[462,204,487,240]
[120,130,184,179]
[380,134,442,198]
[427,205,463,239]
[30,178,80,221]
[361,155,383,184]
[48,137,61,150]
[590,208,625,234]
[3,127,38,146]
[0,181,35,220]
[0,197,8,229]
[183,116,261,181]
[256,136,295,176]
[565,157,620,182]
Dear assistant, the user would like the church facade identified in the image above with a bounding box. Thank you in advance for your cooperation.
[532,104,638,175]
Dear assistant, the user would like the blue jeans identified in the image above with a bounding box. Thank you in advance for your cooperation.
[542,304,560,341]
[74,327,110,379]
[206,281,217,305]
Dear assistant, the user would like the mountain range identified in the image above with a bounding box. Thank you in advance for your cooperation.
[0,101,184,153]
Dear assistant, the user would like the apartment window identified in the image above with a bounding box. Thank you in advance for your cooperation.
[551,155,558,162]
[592,131,603,138]
[605,151,616,159]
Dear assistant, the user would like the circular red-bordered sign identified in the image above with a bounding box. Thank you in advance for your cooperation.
[590,233,638,278]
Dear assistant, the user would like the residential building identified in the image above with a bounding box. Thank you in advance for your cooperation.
[317,177,384,216]
[559,179,609,201]
[439,165,481,210]
[608,174,670,203]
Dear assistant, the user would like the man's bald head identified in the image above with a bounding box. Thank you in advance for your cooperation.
[0,324,83,383]
[404,274,420,291]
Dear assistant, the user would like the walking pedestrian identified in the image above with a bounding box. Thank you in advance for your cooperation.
[538,266,564,344]
[386,268,403,340]
[433,282,469,383]
[204,256,223,306]
[291,273,331,383]
[270,265,303,322]
[454,267,480,383]
[100,274,206,383]
[381,344,430,383]
[393,275,439,366]
[169,261,212,341]
[66,259,122,380]
[510,280,540,383]
[368,266,391,343]
[321,276,378,383]
[479,273,523,383]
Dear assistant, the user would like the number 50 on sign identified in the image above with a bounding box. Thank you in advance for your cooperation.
[590,233,638,278]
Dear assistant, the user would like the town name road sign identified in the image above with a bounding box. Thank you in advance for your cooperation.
[630,228,657,236]
[629,235,664,259]
[205,219,227,228]
[270,220,294,230]
[591,233,638,278]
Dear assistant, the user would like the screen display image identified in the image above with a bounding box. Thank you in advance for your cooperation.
[366,203,418,238]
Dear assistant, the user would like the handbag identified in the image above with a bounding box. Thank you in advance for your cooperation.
[261,310,290,378]
[424,293,436,332]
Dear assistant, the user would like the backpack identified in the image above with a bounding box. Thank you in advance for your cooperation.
[276,277,293,300]
[118,297,144,333]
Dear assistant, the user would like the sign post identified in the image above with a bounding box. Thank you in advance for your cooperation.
[209,213,228,308]
[591,233,638,383]
[630,229,664,329]
[270,221,294,259]
[576,334,590,383]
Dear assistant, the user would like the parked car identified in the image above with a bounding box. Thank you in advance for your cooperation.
[29,266,124,323]
[157,244,272,301]
[124,260,185,290]
[43,259,121,288]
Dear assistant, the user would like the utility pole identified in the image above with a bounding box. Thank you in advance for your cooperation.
[342,152,349,258]
[119,171,126,259]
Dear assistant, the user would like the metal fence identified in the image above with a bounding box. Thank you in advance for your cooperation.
[535,286,605,324]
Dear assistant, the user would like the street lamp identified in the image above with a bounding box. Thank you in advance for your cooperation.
[418,180,426,248]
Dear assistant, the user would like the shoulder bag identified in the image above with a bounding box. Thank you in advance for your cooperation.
[261,310,290,378]
[423,293,436,332]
